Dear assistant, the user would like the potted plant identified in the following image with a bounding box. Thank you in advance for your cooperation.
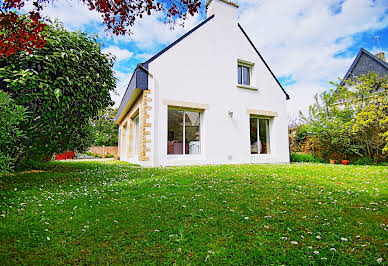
[341,160,349,165]
[330,159,337,164]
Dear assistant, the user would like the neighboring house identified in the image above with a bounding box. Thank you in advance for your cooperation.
[115,0,290,167]
[335,48,388,107]
[340,48,388,87]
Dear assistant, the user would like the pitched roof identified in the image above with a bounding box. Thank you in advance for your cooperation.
[115,15,290,122]
[340,48,388,86]
[115,15,215,122]
[238,24,290,100]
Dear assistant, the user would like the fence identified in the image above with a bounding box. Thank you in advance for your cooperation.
[89,146,118,157]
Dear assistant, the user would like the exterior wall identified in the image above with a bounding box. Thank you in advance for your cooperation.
[144,1,289,167]
[118,90,153,165]
[89,146,118,157]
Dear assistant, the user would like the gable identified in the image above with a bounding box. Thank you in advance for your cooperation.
[341,48,388,85]
[238,24,290,100]
[115,15,215,123]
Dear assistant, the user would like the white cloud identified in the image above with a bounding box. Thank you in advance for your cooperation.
[236,0,388,118]
[23,0,103,31]
[106,12,203,49]
[111,70,133,107]
[135,53,154,61]
[102,46,133,62]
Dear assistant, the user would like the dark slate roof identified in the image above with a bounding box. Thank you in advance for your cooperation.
[340,48,388,86]
[238,24,290,100]
[115,15,215,122]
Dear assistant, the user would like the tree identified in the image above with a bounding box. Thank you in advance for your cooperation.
[0,22,116,166]
[300,72,388,162]
[91,106,119,147]
[353,97,388,160]
[0,90,26,174]
[0,0,201,57]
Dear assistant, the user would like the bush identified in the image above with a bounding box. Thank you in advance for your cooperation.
[290,152,322,163]
[105,154,114,158]
[353,157,374,165]
[0,90,26,174]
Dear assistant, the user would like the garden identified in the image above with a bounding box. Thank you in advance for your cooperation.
[0,161,386,264]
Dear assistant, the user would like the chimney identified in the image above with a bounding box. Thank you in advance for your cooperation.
[375,52,386,62]
[206,0,239,20]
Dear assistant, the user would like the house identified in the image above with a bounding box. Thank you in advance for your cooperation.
[340,48,388,87]
[115,0,290,167]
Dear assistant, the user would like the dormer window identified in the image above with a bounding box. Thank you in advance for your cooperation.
[237,60,254,87]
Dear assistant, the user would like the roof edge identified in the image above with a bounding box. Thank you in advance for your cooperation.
[205,0,239,8]
[145,14,215,65]
[339,48,388,86]
[237,24,290,100]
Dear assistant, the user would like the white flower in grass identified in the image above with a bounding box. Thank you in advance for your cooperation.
[154,229,160,232]
[313,251,319,254]
[330,248,336,252]
[308,246,313,249]
[316,235,321,239]
[291,241,298,245]
[244,217,249,220]
[300,235,304,239]
[321,257,327,260]
[281,237,288,240]
[341,237,348,242]
[199,209,203,212]
[377,258,383,263]
[47,236,50,241]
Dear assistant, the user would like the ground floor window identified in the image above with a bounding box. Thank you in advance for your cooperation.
[250,117,270,154]
[168,109,200,155]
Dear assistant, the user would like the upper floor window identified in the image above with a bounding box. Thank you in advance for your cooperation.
[237,60,254,86]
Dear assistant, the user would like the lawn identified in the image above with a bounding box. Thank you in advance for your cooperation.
[0,161,387,264]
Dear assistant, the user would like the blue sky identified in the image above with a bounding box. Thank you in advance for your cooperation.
[24,0,388,119]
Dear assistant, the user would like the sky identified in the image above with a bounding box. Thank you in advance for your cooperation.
[23,0,388,120]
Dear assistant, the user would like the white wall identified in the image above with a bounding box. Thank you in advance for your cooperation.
[146,0,289,167]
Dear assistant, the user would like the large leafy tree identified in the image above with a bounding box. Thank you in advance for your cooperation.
[0,90,26,173]
[91,106,119,147]
[0,22,116,166]
[300,72,388,161]
[0,0,201,57]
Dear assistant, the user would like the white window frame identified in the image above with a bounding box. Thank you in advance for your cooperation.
[237,59,257,90]
[250,116,271,155]
[167,107,202,156]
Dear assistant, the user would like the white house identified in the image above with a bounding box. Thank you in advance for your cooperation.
[115,0,290,167]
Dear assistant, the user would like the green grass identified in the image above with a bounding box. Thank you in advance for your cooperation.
[0,161,387,264]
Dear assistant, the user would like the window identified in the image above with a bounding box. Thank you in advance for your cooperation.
[168,109,201,155]
[238,65,251,85]
[250,117,270,154]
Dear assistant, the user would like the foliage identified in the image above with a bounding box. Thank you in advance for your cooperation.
[300,72,388,162]
[352,97,388,160]
[0,161,386,264]
[0,23,116,166]
[290,152,322,163]
[85,151,102,158]
[353,157,374,165]
[0,0,201,57]
[0,90,26,174]
[91,106,119,146]
[295,124,309,142]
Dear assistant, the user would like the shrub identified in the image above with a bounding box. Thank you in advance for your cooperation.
[0,90,26,174]
[290,152,322,163]
[0,22,116,167]
[353,157,374,165]
[105,154,114,158]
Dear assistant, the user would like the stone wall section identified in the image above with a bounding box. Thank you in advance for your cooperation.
[139,89,152,161]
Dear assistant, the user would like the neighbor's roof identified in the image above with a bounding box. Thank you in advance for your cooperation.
[340,48,388,86]
[115,14,290,122]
